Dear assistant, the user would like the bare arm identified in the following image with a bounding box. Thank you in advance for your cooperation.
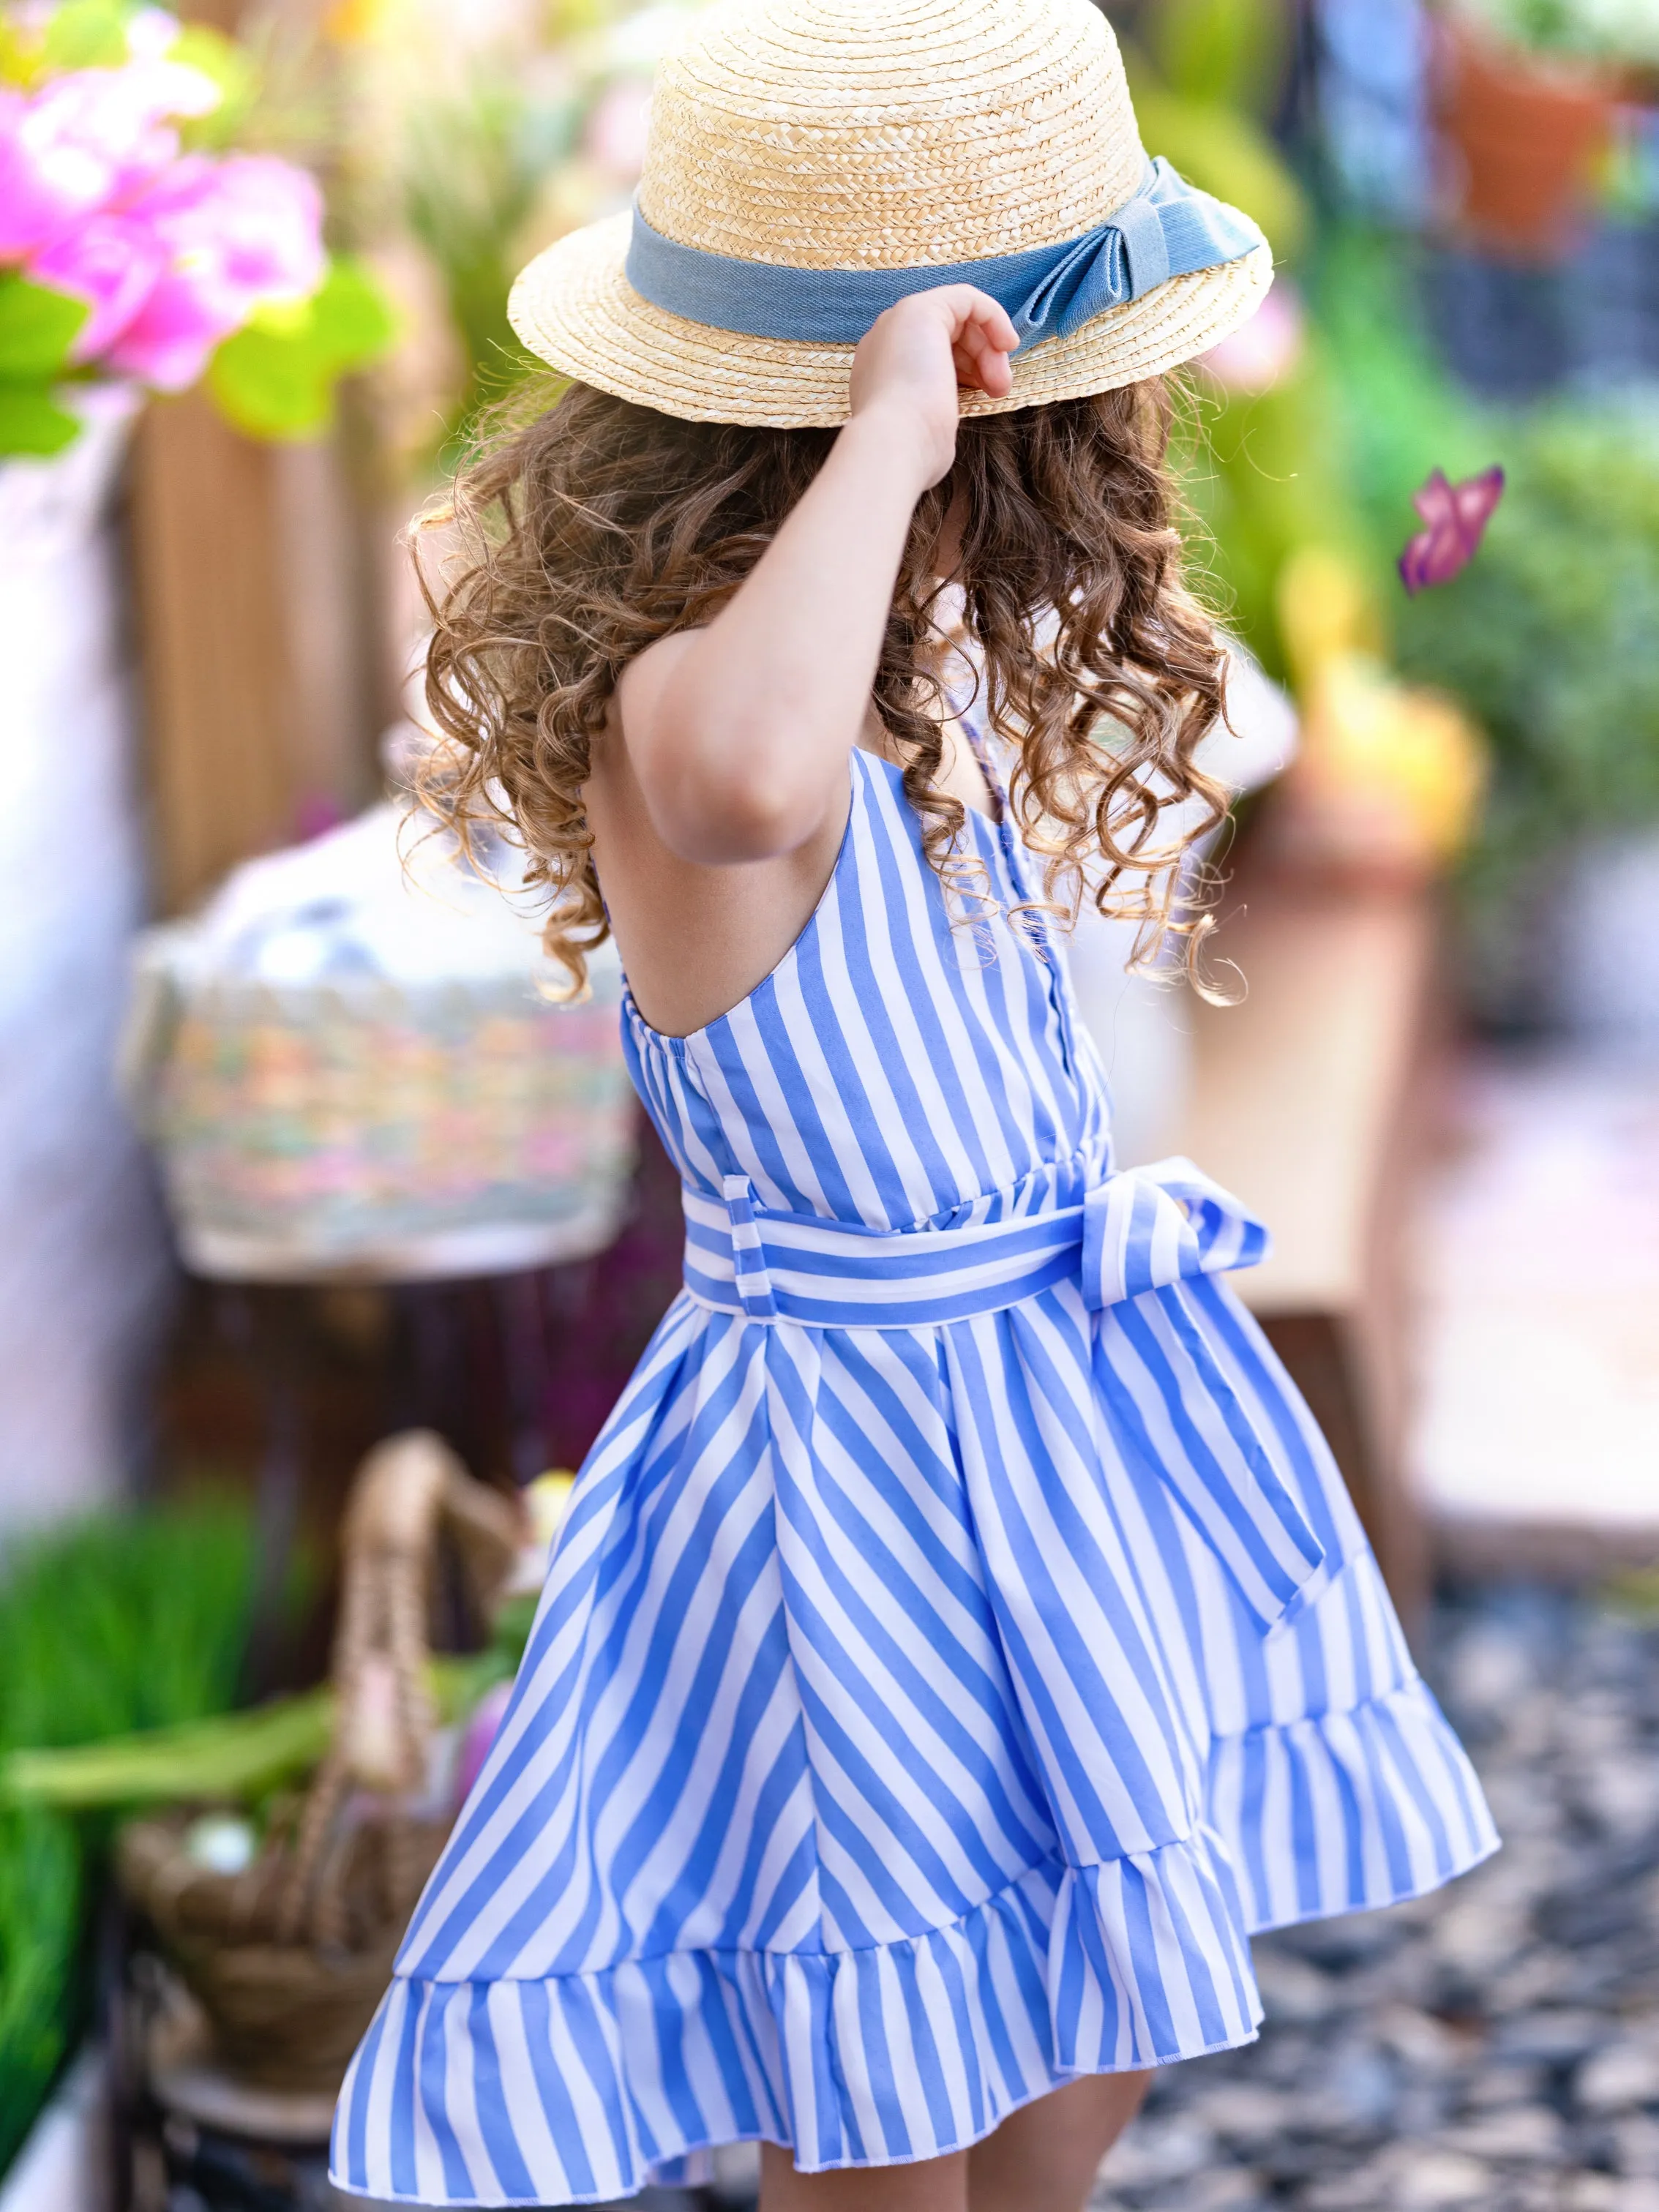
[613,286,1019,865]
[584,285,1017,1036]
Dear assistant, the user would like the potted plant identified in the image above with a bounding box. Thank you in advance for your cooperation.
[1434,0,1659,255]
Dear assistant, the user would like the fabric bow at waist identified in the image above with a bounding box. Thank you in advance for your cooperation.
[684,1155,1269,1328]
[683,1158,1325,1632]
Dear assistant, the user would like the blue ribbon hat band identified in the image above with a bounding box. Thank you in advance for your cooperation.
[624,157,1262,349]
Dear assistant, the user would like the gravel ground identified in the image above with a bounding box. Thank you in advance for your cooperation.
[1091,1585,1659,2212]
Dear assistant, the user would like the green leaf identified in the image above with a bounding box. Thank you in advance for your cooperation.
[0,23,38,86]
[2,1692,333,1810]
[208,329,335,441]
[247,295,314,342]
[1,1654,501,1811]
[206,257,397,442]
[306,258,400,372]
[0,277,88,380]
[0,383,83,459]
[39,0,132,72]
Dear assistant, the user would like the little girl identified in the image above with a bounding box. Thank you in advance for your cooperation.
[334,2,1496,2205]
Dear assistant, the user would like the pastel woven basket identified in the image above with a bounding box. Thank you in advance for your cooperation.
[124,806,635,1283]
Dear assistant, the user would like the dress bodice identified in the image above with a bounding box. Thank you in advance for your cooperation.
[621,744,1114,1234]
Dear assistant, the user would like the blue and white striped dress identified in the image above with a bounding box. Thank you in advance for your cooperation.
[334,735,1496,2207]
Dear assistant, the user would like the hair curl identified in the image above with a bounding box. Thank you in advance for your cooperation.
[416,375,1230,997]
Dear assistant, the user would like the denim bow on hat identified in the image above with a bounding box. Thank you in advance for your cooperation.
[624,157,1262,348]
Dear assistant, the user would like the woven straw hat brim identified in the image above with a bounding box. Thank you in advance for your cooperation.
[508,212,1275,430]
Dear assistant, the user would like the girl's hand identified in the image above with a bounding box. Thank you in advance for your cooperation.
[848,285,1019,488]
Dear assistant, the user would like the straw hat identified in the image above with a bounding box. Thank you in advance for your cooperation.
[508,0,1273,429]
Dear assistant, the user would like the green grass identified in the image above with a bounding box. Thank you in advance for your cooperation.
[0,1497,261,2180]
[0,1808,80,2176]
[0,1500,258,1754]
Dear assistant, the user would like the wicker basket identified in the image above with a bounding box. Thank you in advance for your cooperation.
[119,1431,523,2096]
[121,803,636,1283]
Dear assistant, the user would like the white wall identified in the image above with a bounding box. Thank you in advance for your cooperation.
[0,400,171,1533]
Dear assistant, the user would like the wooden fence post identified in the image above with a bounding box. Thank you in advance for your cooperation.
[127,391,389,915]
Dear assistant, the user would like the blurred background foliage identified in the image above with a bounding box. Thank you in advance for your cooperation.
[1125,0,1310,258]
[1398,405,1659,879]
[1315,231,1659,902]
[0,1499,271,2172]
[0,1502,259,1753]
[0,1807,78,2178]
[335,0,695,462]
[397,73,563,435]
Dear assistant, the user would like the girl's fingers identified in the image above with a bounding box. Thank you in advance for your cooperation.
[954,290,1020,357]
[952,325,1015,398]
[947,290,1018,396]
[953,346,1011,398]
[956,341,1014,397]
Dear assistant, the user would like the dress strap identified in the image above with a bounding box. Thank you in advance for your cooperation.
[953,694,1111,1104]
[954,697,1012,819]
[955,697,1055,918]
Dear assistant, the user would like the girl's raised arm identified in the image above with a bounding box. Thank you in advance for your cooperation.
[614,285,1018,866]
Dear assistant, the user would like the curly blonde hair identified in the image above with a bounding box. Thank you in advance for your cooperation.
[416,375,1230,997]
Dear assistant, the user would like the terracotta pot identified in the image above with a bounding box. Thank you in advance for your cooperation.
[1434,18,1616,257]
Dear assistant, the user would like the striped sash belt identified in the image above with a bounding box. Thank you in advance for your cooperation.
[683,1155,1267,1328]
[682,1156,1325,1630]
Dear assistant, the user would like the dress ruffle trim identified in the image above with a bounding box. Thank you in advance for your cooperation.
[1210,1676,1500,1936]
[329,1679,1494,2209]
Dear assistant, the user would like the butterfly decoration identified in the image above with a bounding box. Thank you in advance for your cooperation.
[1398,466,1506,594]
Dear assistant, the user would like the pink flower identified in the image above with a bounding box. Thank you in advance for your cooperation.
[0,87,104,258]
[31,212,167,359]
[0,43,328,392]
[102,154,326,389]
[0,59,220,258]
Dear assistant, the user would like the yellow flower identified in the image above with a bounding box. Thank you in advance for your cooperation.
[324,0,400,47]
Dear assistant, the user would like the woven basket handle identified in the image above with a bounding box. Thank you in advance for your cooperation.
[277,1431,522,1947]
